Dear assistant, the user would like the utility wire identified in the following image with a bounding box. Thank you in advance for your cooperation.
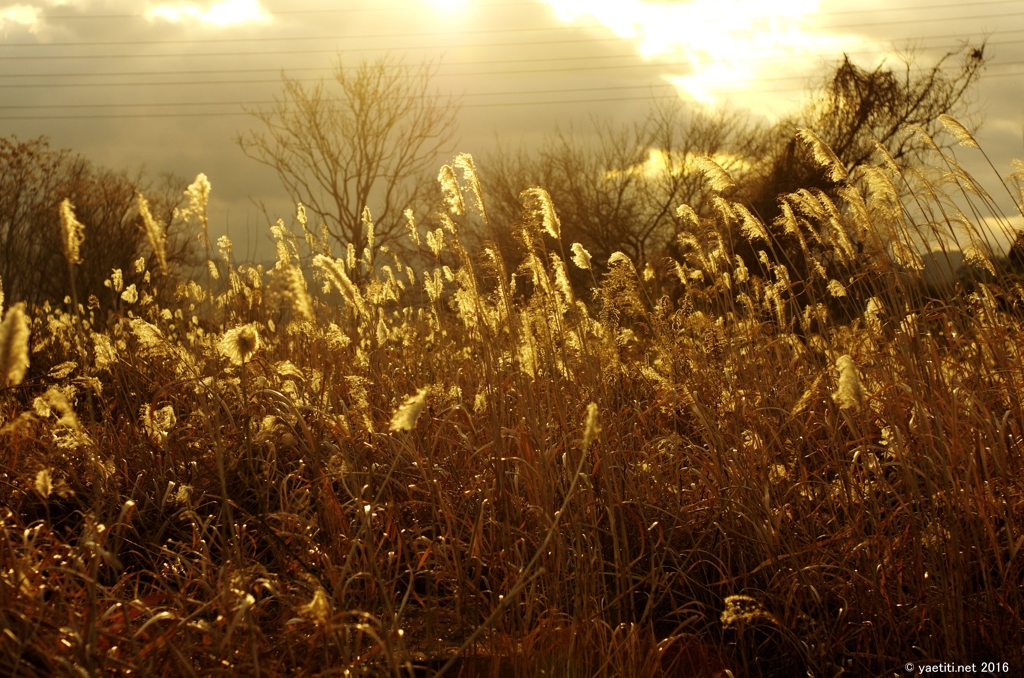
[0,34,1013,83]
[27,0,1024,21]
[1,68,1020,121]
[0,6,1014,50]
[0,28,1010,72]
[0,43,1014,90]
[0,12,1014,58]
[4,58,1022,109]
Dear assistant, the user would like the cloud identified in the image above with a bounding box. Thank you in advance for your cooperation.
[540,0,868,112]
[0,4,44,32]
[147,0,270,26]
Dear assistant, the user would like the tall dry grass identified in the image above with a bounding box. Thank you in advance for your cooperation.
[0,120,1022,677]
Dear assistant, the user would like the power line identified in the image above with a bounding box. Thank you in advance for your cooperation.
[0,2,1015,49]
[0,83,678,109]
[0,31,1015,83]
[0,26,1011,70]
[4,58,1022,110]
[0,13,1011,60]
[0,60,978,91]
[0,67,1020,121]
[25,0,1024,22]
[0,41,1017,91]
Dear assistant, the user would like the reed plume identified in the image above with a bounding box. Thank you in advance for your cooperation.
[0,302,30,386]
[137,193,168,275]
[389,387,427,432]
[59,199,85,266]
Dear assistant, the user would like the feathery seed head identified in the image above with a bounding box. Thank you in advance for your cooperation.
[314,254,365,316]
[389,387,428,432]
[521,187,561,239]
[826,279,847,298]
[137,193,168,275]
[219,324,260,365]
[404,208,421,246]
[217,235,232,261]
[570,243,592,270]
[427,228,445,258]
[37,387,81,433]
[60,199,85,266]
[721,595,779,628]
[963,245,996,276]
[582,402,600,451]
[284,265,314,321]
[121,284,138,304]
[865,297,884,335]
[362,207,375,253]
[833,354,866,411]
[608,252,634,270]
[0,303,30,387]
[693,156,735,193]
[107,269,124,293]
[796,128,848,181]
[438,164,465,217]
[736,203,770,242]
[675,204,699,227]
[183,173,211,226]
[299,588,332,624]
[454,153,486,219]
[939,115,979,149]
[34,469,52,499]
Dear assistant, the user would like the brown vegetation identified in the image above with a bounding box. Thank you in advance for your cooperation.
[1,114,1023,676]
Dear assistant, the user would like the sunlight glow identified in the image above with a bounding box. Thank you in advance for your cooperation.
[0,4,42,33]
[428,0,468,11]
[607,148,751,181]
[147,0,270,26]
[541,0,867,112]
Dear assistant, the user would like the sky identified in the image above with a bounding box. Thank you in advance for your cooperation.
[0,0,1021,261]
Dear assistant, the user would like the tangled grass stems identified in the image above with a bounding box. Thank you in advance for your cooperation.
[1,138,1023,676]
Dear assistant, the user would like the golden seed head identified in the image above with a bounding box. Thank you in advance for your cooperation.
[693,156,735,193]
[389,388,428,433]
[583,402,600,451]
[60,199,85,265]
[35,469,52,499]
[137,192,168,275]
[570,243,592,271]
[938,114,979,149]
[832,354,866,411]
[0,302,31,387]
[299,588,332,624]
[796,128,848,182]
[219,324,261,366]
[438,164,465,217]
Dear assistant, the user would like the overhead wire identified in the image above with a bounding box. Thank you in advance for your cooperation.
[0,16,1011,61]
[24,0,1024,23]
[1,55,1021,110]
[2,63,1021,121]
[0,3,1016,51]
[0,3,1016,122]
[0,29,1013,84]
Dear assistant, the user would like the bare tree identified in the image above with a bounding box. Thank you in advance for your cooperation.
[0,136,193,308]
[237,56,460,260]
[482,101,764,269]
[742,43,987,224]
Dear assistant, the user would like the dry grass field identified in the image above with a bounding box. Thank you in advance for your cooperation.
[1,121,1023,676]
